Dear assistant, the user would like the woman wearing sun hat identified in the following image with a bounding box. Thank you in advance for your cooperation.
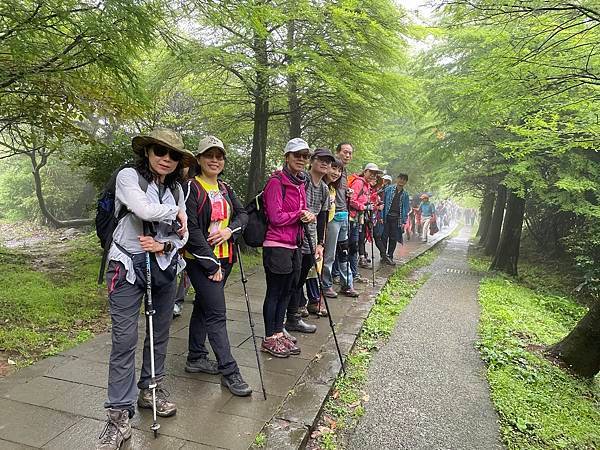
[182,135,252,397]
[98,128,194,450]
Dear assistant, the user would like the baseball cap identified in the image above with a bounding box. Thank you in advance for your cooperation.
[312,148,335,162]
[364,162,383,173]
[196,135,225,157]
[284,138,310,154]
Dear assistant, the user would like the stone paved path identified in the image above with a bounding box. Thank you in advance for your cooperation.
[0,227,450,450]
[347,226,503,450]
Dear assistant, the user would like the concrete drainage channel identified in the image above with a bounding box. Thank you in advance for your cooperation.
[252,229,456,449]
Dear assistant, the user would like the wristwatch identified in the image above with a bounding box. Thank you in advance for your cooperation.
[162,241,174,253]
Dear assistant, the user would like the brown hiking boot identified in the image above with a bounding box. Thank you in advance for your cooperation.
[97,408,131,450]
[323,287,338,298]
[340,287,359,297]
[307,302,328,316]
[278,335,301,355]
[137,385,177,417]
[298,306,310,318]
[261,336,290,358]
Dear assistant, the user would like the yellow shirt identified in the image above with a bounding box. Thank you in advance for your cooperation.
[197,177,231,259]
[328,186,337,222]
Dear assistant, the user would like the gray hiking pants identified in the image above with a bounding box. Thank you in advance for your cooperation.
[104,260,176,414]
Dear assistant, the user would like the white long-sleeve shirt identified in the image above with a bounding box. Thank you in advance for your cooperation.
[108,167,189,285]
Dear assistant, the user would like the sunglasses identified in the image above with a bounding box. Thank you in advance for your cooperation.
[291,152,311,160]
[152,145,183,162]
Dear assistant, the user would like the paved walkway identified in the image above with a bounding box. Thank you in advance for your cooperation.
[0,227,451,449]
[348,226,503,450]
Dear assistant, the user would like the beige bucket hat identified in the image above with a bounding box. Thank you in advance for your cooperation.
[132,128,195,166]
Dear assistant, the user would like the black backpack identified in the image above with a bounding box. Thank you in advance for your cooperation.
[243,175,285,248]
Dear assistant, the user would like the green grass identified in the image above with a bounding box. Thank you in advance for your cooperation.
[476,263,600,449]
[0,233,108,366]
[311,244,443,449]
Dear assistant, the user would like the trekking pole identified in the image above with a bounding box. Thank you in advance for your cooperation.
[303,223,346,375]
[369,217,376,288]
[142,223,160,438]
[235,243,267,400]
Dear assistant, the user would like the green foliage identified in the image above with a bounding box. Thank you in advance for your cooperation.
[562,221,600,300]
[477,275,600,449]
[0,234,107,365]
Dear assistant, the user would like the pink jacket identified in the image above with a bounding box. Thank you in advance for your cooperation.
[263,170,307,247]
[349,174,370,219]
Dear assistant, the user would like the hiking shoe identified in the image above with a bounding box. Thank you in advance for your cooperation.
[185,357,219,375]
[340,287,359,298]
[173,302,182,318]
[137,385,177,417]
[298,306,310,318]
[332,276,341,285]
[283,327,297,343]
[383,256,396,266]
[358,256,371,269]
[278,336,301,355]
[285,318,317,334]
[323,287,338,298]
[261,337,290,358]
[97,408,131,450]
[221,373,252,397]
[307,302,328,317]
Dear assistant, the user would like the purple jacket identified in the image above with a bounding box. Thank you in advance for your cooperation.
[263,170,307,247]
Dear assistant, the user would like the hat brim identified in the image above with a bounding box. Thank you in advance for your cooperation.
[132,136,195,167]
[195,146,226,158]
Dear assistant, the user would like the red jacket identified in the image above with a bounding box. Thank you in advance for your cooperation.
[348,174,371,219]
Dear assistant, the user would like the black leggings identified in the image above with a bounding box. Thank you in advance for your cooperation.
[185,259,238,376]
[287,253,314,320]
[262,247,301,337]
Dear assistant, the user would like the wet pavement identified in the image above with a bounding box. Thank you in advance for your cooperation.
[347,226,503,450]
[0,228,451,449]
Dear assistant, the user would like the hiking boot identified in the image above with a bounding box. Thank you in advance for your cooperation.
[278,335,301,355]
[285,316,317,334]
[383,256,396,266]
[354,275,370,284]
[185,357,219,375]
[97,408,131,450]
[323,287,338,298]
[358,256,371,269]
[173,302,182,318]
[298,306,310,318]
[137,385,177,417]
[307,302,328,316]
[283,327,297,343]
[332,276,341,285]
[221,372,252,397]
[261,337,290,358]
[340,287,359,298]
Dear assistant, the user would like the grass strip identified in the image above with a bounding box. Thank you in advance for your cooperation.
[308,244,443,450]
[472,253,600,449]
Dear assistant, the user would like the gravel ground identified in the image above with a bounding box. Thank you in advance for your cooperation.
[347,227,503,450]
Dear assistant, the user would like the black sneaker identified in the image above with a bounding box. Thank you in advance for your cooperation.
[383,256,396,266]
[221,373,252,397]
[285,318,317,334]
[185,357,219,375]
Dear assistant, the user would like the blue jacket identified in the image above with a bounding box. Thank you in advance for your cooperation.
[382,185,410,225]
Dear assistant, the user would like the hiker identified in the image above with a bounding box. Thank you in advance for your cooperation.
[322,143,358,298]
[419,193,435,242]
[261,138,314,357]
[382,174,392,188]
[285,148,334,329]
[98,129,193,450]
[359,172,384,269]
[379,173,410,265]
[183,135,251,397]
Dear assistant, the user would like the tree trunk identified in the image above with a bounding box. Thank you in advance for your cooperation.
[30,152,93,228]
[477,190,495,244]
[245,33,270,203]
[490,190,525,275]
[286,19,302,139]
[547,302,600,378]
[484,184,506,256]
